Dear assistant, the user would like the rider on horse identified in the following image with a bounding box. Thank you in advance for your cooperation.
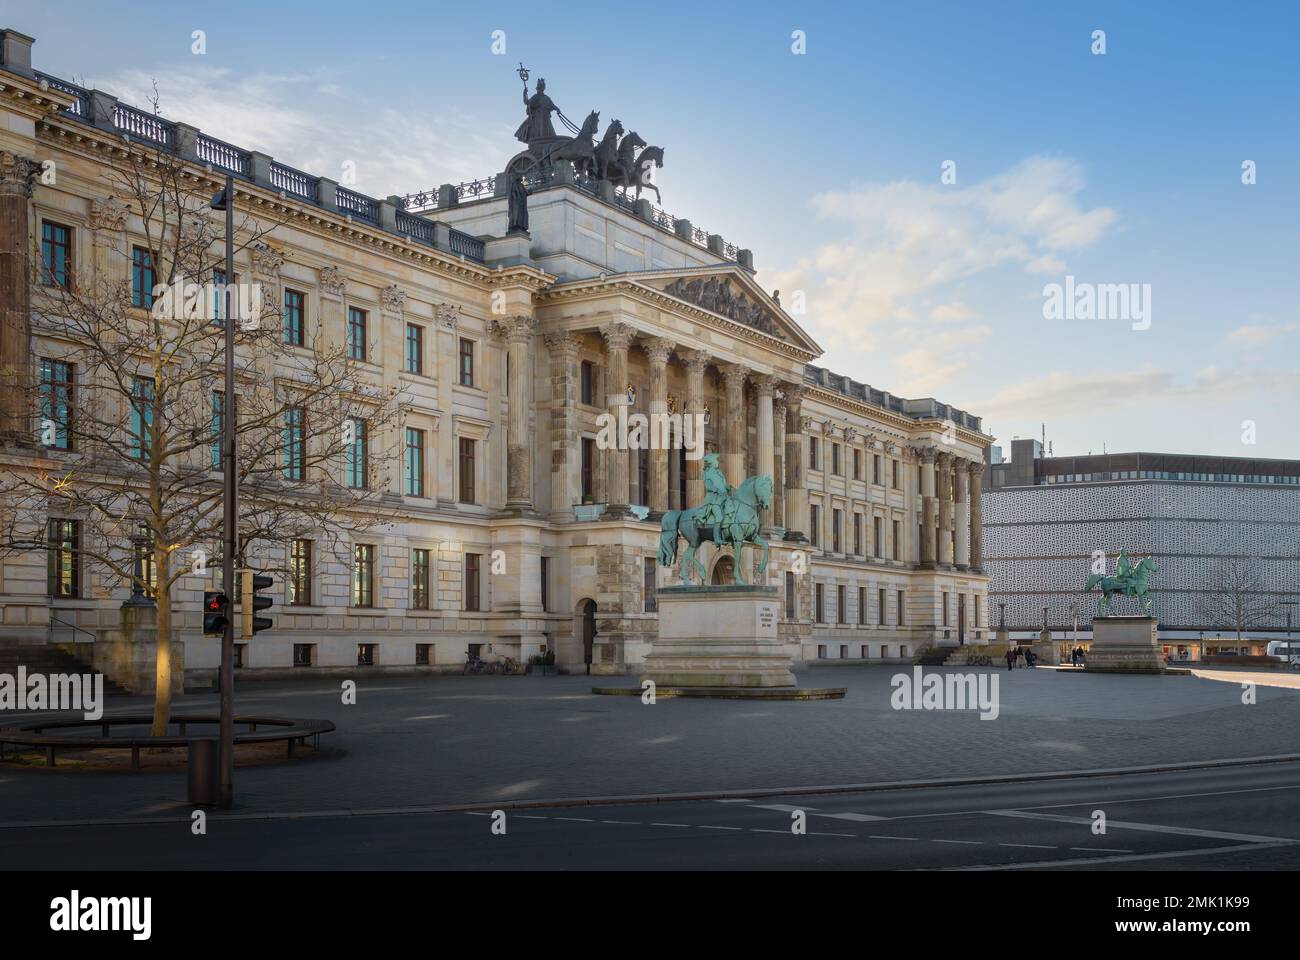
[696,452,735,543]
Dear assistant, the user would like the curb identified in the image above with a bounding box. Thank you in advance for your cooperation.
[5,751,1300,830]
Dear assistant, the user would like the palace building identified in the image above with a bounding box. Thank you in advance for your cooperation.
[0,28,990,682]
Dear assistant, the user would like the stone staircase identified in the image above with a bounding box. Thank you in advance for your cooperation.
[0,644,130,696]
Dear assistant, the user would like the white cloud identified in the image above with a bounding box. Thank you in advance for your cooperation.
[890,324,993,396]
[1025,254,1067,274]
[930,301,977,322]
[1224,321,1297,348]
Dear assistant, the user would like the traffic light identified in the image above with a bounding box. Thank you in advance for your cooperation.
[240,569,274,639]
[203,591,229,635]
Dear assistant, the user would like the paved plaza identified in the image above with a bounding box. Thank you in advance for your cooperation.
[2,665,1298,826]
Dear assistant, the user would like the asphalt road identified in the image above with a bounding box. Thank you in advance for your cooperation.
[6,760,1300,870]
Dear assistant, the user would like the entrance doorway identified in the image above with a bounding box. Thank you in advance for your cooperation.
[958,595,966,645]
[578,599,596,674]
[711,555,734,585]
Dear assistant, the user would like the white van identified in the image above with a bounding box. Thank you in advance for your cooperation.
[1266,641,1300,669]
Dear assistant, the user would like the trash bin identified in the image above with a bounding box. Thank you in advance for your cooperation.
[187,738,218,805]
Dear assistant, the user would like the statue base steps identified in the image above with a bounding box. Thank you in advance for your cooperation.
[642,585,795,688]
[1085,616,1166,674]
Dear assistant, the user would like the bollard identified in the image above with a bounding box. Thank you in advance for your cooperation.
[187,738,218,805]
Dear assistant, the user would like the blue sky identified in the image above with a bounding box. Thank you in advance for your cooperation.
[10,0,1298,460]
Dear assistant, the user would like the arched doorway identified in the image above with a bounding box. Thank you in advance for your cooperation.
[711,554,734,585]
[577,599,597,674]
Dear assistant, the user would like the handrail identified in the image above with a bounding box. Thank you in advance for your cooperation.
[48,614,96,643]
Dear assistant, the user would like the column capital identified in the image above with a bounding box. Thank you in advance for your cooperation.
[643,336,676,364]
[780,382,805,406]
[88,196,130,233]
[753,373,779,398]
[773,395,787,420]
[718,362,750,390]
[935,450,953,466]
[967,459,985,477]
[681,348,710,374]
[916,445,937,464]
[0,151,41,198]
[435,302,461,329]
[544,330,581,359]
[493,314,536,343]
[380,283,407,316]
[601,320,636,351]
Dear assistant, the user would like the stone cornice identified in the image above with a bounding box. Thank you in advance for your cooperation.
[35,117,500,288]
[536,277,818,364]
[0,72,75,122]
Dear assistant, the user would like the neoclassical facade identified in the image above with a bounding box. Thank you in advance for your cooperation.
[0,29,989,679]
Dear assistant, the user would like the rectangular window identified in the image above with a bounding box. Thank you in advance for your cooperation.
[942,591,950,626]
[459,338,475,386]
[130,376,153,459]
[853,449,861,480]
[411,548,431,610]
[837,585,846,624]
[644,557,657,613]
[352,544,374,608]
[809,436,818,471]
[293,644,315,668]
[346,419,368,488]
[347,306,367,360]
[832,508,842,553]
[832,443,841,476]
[233,644,246,669]
[892,459,900,489]
[357,644,376,667]
[879,588,887,626]
[289,539,312,606]
[873,454,882,485]
[892,520,901,560]
[809,504,820,547]
[458,436,476,504]
[785,571,796,619]
[974,598,981,628]
[405,427,425,497]
[47,518,79,597]
[131,247,155,308]
[41,221,73,289]
[283,289,305,346]
[405,323,424,374]
[210,391,224,470]
[540,556,550,612]
[874,516,883,557]
[853,514,862,556]
[580,360,594,405]
[815,583,825,623]
[897,590,905,625]
[464,553,481,611]
[38,358,74,450]
[415,644,431,666]
[283,406,306,481]
[211,268,228,326]
[858,586,867,625]
[581,437,595,500]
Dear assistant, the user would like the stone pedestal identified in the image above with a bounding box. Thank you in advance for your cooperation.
[1032,628,1060,665]
[642,585,794,687]
[1085,616,1165,674]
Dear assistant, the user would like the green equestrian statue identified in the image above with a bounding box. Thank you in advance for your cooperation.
[1084,548,1158,616]
[658,453,773,585]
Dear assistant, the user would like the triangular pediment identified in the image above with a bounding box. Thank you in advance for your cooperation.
[632,266,822,356]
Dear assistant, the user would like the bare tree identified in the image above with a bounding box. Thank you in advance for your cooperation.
[1198,556,1278,645]
[1,114,404,735]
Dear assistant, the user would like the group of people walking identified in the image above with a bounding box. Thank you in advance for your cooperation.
[1070,646,1087,667]
[1004,646,1037,670]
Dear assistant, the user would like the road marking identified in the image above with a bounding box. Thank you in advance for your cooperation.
[714,799,754,803]
[932,839,983,845]
[553,817,594,823]
[600,820,640,825]
[515,815,547,820]
[946,841,1295,871]
[651,822,690,828]
[751,803,814,813]
[751,829,790,834]
[698,825,744,831]
[999,842,1057,850]
[868,835,919,841]
[813,811,887,822]
[987,809,1300,845]
[1069,846,1132,853]
[810,832,856,838]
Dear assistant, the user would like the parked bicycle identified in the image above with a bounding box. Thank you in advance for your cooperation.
[463,654,489,675]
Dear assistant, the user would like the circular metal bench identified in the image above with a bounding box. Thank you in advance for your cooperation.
[0,714,336,769]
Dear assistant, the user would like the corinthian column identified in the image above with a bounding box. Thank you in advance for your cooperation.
[782,384,808,541]
[545,331,581,515]
[753,374,777,528]
[644,337,675,514]
[0,152,41,443]
[919,446,937,568]
[936,451,954,566]
[955,460,971,570]
[682,349,709,508]
[497,315,536,510]
[602,321,635,516]
[968,461,985,573]
[718,363,749,488]
[772,393,787,529]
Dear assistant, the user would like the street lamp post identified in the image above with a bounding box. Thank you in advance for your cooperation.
[211,175,236,809]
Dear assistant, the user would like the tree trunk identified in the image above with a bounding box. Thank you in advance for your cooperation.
[151,547,172,736]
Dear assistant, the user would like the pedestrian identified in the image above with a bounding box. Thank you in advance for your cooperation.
[1005,647,1014,671]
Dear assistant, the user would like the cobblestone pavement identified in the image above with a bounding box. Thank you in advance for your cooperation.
[1,666,1297,823]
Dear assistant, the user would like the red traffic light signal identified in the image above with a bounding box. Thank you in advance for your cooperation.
[203,591,229,635]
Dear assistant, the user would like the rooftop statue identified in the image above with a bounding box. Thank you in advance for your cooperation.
[1084,548,1158,616]
[658,452,773,585]
[515,75,558,145]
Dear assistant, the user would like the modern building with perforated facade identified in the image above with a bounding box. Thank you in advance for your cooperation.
[983,438,1300,650]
